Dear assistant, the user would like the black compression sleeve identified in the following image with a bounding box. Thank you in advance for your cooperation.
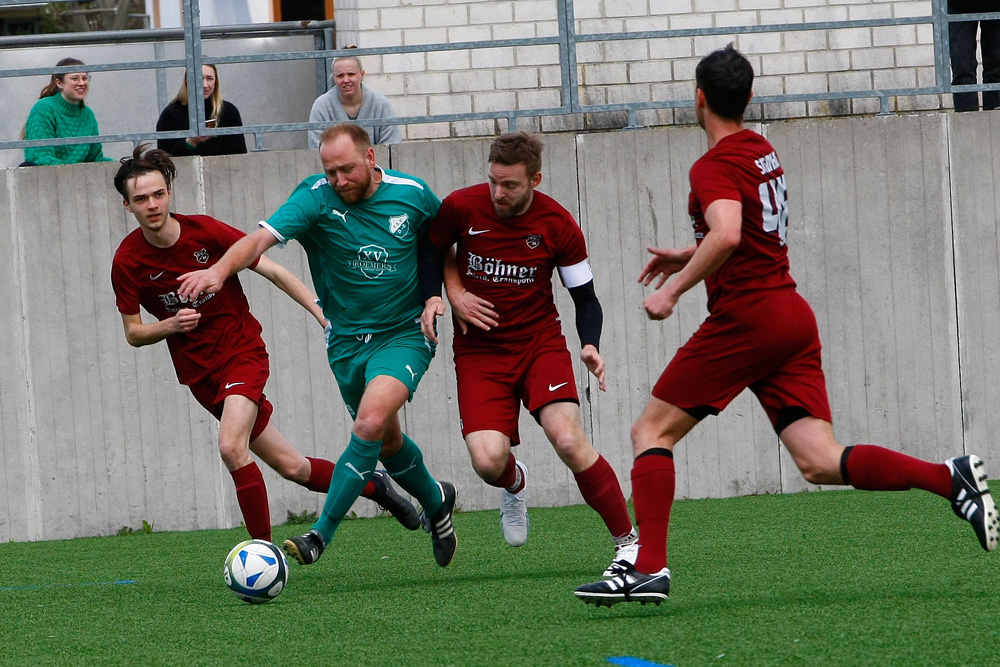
[417,235,445,302]
[567,280,603,351]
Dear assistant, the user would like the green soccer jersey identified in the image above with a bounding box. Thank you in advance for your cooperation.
[262,167,441,336]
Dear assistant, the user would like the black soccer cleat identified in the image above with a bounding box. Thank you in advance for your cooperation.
[283,529,325,565]
[368,470,421,530]
[574,564,671,607]
[419,481,458,567]
[945,455,998,552]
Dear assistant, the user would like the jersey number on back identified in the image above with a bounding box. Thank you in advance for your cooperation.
[758,175,788,247]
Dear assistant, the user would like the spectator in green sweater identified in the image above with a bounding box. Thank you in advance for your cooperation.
[20,57,114,166]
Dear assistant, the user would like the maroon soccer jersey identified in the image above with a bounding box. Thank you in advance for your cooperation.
[429,183,589,342]
[111,213,263,385]
[689,129,797,310]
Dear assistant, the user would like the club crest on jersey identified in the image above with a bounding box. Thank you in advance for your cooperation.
[388,214,410,239]
[348,244,397,279]
[526,234,542,249]
[194,248,210,264]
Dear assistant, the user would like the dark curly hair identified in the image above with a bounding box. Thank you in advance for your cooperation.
[114,143,177,198]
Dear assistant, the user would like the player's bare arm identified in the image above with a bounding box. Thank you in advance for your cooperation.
[120,309,201,347]
[443,246,498,335]
[638,244,697,288]
[420,296,446,343]
[580,345,607,392]
[177,228,278,302]
[643,199,742,320]
[251,255,327,328]
[417,240,455,343]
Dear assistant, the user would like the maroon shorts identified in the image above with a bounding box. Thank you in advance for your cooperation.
[653,288,831,432]
[454,329,579,445]
[187,345,274,442]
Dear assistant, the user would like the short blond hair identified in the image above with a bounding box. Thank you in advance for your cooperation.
[319,122,372,151]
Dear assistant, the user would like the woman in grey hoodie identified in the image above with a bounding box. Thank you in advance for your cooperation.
[308,50,402,147]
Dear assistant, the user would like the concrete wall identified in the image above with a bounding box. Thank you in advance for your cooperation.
[1,111,996,543]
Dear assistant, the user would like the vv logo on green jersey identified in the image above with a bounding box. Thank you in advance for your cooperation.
[349,244,397,279]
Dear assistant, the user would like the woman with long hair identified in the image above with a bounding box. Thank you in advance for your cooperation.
[21,57,114,166]
[156,64,248,157]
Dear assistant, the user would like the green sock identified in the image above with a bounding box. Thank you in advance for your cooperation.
[312,433,381,544]
[381,434,443,517]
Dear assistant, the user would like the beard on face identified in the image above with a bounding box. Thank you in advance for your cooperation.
[492,188,532,218]
[335,169,371,204]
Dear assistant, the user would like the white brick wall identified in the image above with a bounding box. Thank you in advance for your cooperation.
[332,0,970,140]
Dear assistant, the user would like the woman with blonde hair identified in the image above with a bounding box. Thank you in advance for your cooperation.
[156,63,247,157]
[21,57,114,166]
[308,50,402,147]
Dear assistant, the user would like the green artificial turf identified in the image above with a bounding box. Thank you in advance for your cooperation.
[0,488,996,666]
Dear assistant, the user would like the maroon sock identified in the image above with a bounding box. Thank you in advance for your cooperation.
[487,453,521,491]
[304,457,334,492]
[574,455,634,538]
[632,452,675,574]
[844,445,951,498]
[230,462,271,542]
[306,457,376,497]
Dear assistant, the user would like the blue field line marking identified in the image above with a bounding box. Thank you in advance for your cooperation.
[0,579,139,592]
[608,657,675,667]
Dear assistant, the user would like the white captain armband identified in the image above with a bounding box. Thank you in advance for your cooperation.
[557,258,594,289]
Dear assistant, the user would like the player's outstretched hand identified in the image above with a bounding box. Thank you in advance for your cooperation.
[448,287,498,335]
[581,344,606,392]
[643,288,678,321]
[421,296,446,343]
[177,266,226,302]
[170,308,201,334]
[638,246,690,289]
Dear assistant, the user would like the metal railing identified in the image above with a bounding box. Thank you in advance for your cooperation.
[2,0,999,155]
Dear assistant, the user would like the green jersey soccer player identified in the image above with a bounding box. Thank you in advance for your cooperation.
[178,123,457,569]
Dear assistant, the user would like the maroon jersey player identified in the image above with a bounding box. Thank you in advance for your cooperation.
[420,132,637,575]
[110,145,419,541]
[574,45,997,607]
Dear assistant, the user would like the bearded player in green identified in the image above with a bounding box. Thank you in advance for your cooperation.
[177,123,457,568]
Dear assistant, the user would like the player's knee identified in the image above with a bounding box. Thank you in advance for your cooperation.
[470,450,506,480]
[799,466,826,485]
[630,421,657,455]
[796,458,840,485]
[551,434,592,467]
[352,411,388,442]
[218,439,251,469]
[272,456,308,482]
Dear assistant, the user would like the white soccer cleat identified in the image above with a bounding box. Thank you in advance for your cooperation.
[500,460,529,547]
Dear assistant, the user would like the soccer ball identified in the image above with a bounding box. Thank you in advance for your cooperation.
[223,539,289,604]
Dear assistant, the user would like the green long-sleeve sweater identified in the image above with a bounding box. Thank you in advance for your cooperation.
[23,93,114,165]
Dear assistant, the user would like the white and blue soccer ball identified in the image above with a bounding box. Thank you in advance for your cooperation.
[223,539,289,604]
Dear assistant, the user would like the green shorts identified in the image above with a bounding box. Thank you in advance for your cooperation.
[327,319,436,418]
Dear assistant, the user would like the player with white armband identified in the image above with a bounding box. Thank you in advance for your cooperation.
[420,132,638,577]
